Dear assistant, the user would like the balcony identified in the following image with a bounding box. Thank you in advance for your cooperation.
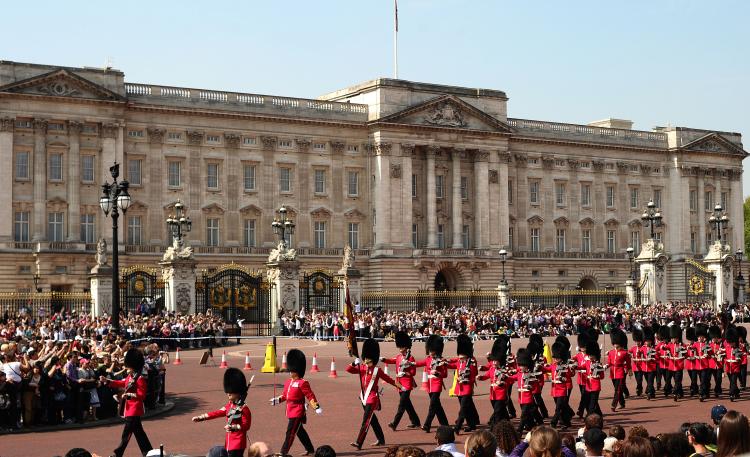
[512,251,627,260]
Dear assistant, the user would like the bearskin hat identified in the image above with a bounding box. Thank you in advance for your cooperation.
[577,331,589,350]
[456,334,473,357]
[426,334,444,357]
[685,327,697,342]
[632,328,644,343]
[708,325,722,340]
[669,325,682,342]
[643,326,655,343]
[499,334,512,355]
[555,335,571,351]
[529,334,544,351]
[516,348,532,368]
[223,367,248,396]
[286,349,306,378]
[737,326,747,341]
[362,338,380,362]
[657,325,670,342]
[123,348,145,373]
[394,331,412,349]
[696,324,709,339]
[490,338,507,365]
[610,329,628,348]
[724,326,739,345]
[585,341,601,360]
[551,341,569,362]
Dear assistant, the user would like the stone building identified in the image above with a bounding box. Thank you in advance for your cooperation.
[0,60,745,294]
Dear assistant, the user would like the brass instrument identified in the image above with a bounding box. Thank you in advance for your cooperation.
[397,350,412,378]
[458,357,475,384]
[589,362,607,378]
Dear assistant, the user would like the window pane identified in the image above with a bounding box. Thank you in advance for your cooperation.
[47,212,64,242]
[314,169,326,194]
[437,224,444,248]
[460,176,468,200]
[531,228,539,252]
[582,230,591,253]
[128,159,142,185]
[49,154,63,181]
[436,176,444,199]
[607,186,615,207]
[168,162,181,187]
[280,168,291,192]
[206,218,220,246]
[530,182,539,203]
[81,156,95,182]
[348,171,359,196]
[244,219,256,247]
[411,174,417,198]
[16,152,29,179]
[244,165,256,191]
[14,211,29,242]
[462,225,470,249]
[314,221,326,248]
[127,216,142,245]
[348,222,359,249]
[80,214,95,243]
[207,163,219,189]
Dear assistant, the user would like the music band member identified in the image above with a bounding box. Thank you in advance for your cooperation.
[478,337,514,425]
[607,329,630,411]
[640,326,658,400]
[527,334,548,421]
[347,338,404,450]
[382,331,421,431]
[574,331,590,418]
[693,324,713,402]
[684,327,699,397]
[723,326,746,402]
[630,328,644,396]
[415,335,449,432]
[582,341,604,416]
[192,368,252,457]
[514,348,542,434]
[270,349,321,455]
[449,334,479,433]
[666,325,686,401]
[546,341,573,429]
[709,325,725,398]
[101,348,154,457]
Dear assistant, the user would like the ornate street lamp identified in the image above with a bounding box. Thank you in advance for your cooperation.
[736,249,744,281]
[626,247,636,280]
[499,249,508,285]
[272,205,295,250]
[99,162,131,333]
[32,271,41,293]
[166,201,192,245]
[641,199,662,240]
[709,203,729,245]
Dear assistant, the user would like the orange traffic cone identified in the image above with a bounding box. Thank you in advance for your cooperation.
[243,352,253,371]
[173,347,183,365]
[328,357,338,378]
[310,353,320,373]
[281,351,288,371]
[220,350,228,369]
[421,368,429,392]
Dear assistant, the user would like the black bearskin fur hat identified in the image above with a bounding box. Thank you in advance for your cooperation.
[124,348,145,373]
[610,329,628,348]
[362,338,380,362]
[551,341,569,362]
[286,349,306,378]
[456,334,473,357]
[516,348,532,368]
[426,334,444,357]
[224,367,248,396]
[585,341,601,360]
[394,331,412,349]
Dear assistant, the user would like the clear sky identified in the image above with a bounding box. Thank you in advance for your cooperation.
[2,0,749,193]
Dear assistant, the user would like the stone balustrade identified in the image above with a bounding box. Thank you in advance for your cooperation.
[507,118,668,148]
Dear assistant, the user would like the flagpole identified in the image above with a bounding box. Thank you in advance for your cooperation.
[394,0,399,79]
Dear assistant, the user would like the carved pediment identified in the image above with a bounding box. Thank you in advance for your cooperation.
[579,217,595,228]
[128,200,148,212]
[239,204,263,216]
[527,215,544,226]
[310,206,333,218]
[201,203,225,215]
[344,208,366,220]
[374,95,512,133]
[682,133,747,157]
[627,219,643,229]
[553,217,569,227]
[604,218,619,228]
[0,69,125,102]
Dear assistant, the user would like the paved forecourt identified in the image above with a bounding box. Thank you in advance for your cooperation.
[4,334,748,457]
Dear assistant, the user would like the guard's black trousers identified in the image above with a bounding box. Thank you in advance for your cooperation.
[634,371,643,395]
[454,395,479,430]
[355,404,384,447]
[576,385,589,416]
[505,386,517,418]
[551,395,572,427]
[611,378,626,408]
[534,392,549,418]
[700,369,712,398]
[281,416,315,455]
[586,391,602,416]
[713,368,723,396]
[392,390,420,427]
[114,416,153,457]
[728,372,741,399]
[688,369,699,396]
[518,403,540,433]
[488,399,509,425]
[668,370,684,398]
[645,371,656,398]
[424,392,449,428]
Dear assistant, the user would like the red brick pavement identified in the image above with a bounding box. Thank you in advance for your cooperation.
[4,335,747,457]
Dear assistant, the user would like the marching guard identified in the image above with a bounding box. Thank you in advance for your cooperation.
[574,331,590,417]
[415,335,450,432]
[723,326,746,402]
[666,325,686,401]
[381,331,421,431]
[709,325,725,398]
[527,335,549,420]
[630,328,644,396]
[192,368,252,457]
[639,326,658,399]
[607,329,630,411]
[449,334,479,433]
[513,347,543,433]
[546,340,573,429]
[346,338,404,450]
[478,337,514,425]
[270,349,321,456]
[738,326,748,390]
[693,324,713,402]
[655,325,669,392]
[101,348,154,457]
[582,340,604,416]
[685,327,699,397]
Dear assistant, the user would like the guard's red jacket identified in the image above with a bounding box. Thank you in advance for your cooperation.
[382,352,417,390]
[607,349,630,379]
[109,373,147,417]
[278,378,318,418]
[447,356,478,396]
[543,363,571,398]
[667,342,686,371]
[656,341,667,370]
[639,345,658,372]
[723,343,745,375]
[709,341,725,370]
[581,359,605,392]
[692,341,712,370]
[512,370,540,405]
[415,356,449,393]
[204,401,252,451]
[477,364,512,400]
[573,351,587,385]
[629,345,642,372]
[685,343,697,371]
[345,363,397,409]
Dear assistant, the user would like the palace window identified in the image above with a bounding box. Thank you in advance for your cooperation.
[582,230,591,253]
[412,224,419,248]
[207,163,219,189]
[556,229,566,252]
[530,228,540,252]
[127,130,144,138]
[279,139,292,148]
[243,165,256,191]
[606,185,615,207]
[280,167,292,192]
[460,176,469,200]
[14,211,29,242]
[127,216,142,245]
[243,137,256,145]
[81,155,95,183]
[168,132,182,141]
[168,161,181,187]
[314,221,326,248]
[49,153,63,181]
[80,214,95,243]
[529,181,539,204]
[347,145,359,153]
[508,180,513,204]
[555,182,566,206]
[705,191,713,211]
[48,212,64,242]
[314,169,326,194]
[206,218,220,246]
[348,171,359,196]
[348,222,359,249]
[581,184,591,207]
[206,135,220,144]
[653,189,662,208]
[15,151,29,180]
[412,174,417,198]
[128,159,142,186]
[721,192,728,210]
[630,187,639,209]
[436,175,444,199]
[508,227,514,250]
[462,225,470,249]
[437,224,445,248]
[689,189,697,211]
[607,230,616,254]
[690,231,696,253]
[631,231,641,255]
[244,219,256,247]
[313,142,326,151]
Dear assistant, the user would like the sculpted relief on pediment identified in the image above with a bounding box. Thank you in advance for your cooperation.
[423,100,467,128]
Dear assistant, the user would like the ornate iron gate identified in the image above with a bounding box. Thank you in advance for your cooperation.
[299,271,340,313]
[120,266,165,315]
[684,259,715,303]
[196,264,271,335]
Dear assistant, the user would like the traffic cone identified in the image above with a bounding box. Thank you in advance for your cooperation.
[310,353,320,373]
[281,351,288,371]
[421,368,429,392]
[173,347,183,365]
[220,350,228,369]
[243,352,253,371]
[328,357,338,378]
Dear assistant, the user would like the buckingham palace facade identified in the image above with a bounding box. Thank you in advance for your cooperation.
[0,60,745,293]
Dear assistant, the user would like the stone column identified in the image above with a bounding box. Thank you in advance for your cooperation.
[625,279,637,305]
[474,150,490,249]
[635,239,669,305]
[160,257,198,314]
[100,124,118,244]
[666,156,685,255]
[451,148,463,248]
[66,122,82,242]
[425,146,438,248]
[90,264,113,318]
[0,118,14,242]
[337,267,363,312]
[400,144,415,248]
[373,142,392,249]
[729,169,744,252]
[697,168,706,253]
[187,131,205,241]
[267,260,300,333]
[497,151,511,248]
[704,242,732,310]
[147,128,165,244]
[32,119,48,241]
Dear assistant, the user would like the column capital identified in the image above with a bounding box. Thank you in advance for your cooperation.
[68,121,83,136]
[567,158,579,170]
[295,138,311,152]
[425,145,441,158]
[450,147,465,161]
[33,118,48,134]
[400,143,416,157]
[147,127,165,144]
[0,117,14,133]
[513,153,528,167]
[729,168,743,181]
[498,151,511,164]
[616,161,629,173]
[592,160,604,172]
[224,132,241,148]
[187,130,205,145]
[330,140,346,154]
[474,150,490,163]
[101,123,118,139]
[639,164,651,175]
[374,142,392,156]
[260,135,277,150]
[541,155,555,169]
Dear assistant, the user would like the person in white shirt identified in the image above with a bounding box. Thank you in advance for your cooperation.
[434,425,464,457]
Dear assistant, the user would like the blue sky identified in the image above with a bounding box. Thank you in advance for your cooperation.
[2,0,749,193]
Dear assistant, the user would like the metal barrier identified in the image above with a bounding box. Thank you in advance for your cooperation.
[0,292,91,316]
[361,290,498,312]
[508,289,626,308]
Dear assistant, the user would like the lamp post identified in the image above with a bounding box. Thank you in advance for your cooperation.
[736,250,744,280]
[626,247,635,280]
[499,249,508,285]
[709,203,729,245]
[737,249,745,304]
[271,205,295,250]
[99,162,131,333]
[166,201,192,245]
[32,271,41,293]
[641,199,662,240]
